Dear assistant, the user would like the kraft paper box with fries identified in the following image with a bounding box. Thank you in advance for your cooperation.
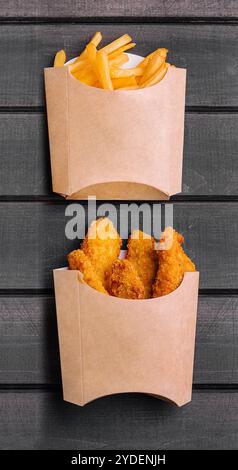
[45,33,186,200]
[54,219,199,407]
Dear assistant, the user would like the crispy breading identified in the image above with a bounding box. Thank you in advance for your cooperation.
[68,249,108,295]
[81,217,122,289]
[126,230,157,298]
[107,259,146,299]
[152,227,196,297]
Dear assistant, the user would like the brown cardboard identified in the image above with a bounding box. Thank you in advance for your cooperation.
[53,265,199,407]
[45,58,186,200]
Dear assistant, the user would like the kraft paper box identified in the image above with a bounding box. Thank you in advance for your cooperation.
[53,263,199,407]
[45,54,186,200]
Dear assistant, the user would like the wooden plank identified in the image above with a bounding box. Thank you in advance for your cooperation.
[0,390,237,449]
[183,113,238,196]
[0,24,237,106]
[0,296,60,384]
[2,1,238,18]
[1,113,238,196]
[195,296,238,383]
[0,202,237,289]
[0,113,51,196]
[0,295,237,385]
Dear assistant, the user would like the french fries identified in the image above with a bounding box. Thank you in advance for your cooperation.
[54,49,66,67]
[74,68,97,86]
[139,48,168,68]
[95,50,113,90]
[90,31,102,48]
[86,42,97,64]
[141,63,169,88]
[110,66,143,79]
[53,33,172,90]
[112,76,137,90]
[108,42,136,59]
[139,52,164,85]
[77,31,102,61]
[100,34,132,55]
[109,53,129,67]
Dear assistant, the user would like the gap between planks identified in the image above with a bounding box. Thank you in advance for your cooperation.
[0,17,238,25]
[0,289,237,296]
[0,106,238,114]
[0,384,238,391]
[0,196,238,202]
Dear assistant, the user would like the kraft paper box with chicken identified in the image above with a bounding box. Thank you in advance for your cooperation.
[54,219,199,407]
[44,33,186,200]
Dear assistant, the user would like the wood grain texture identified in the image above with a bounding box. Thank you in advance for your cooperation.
[183,113,238,195]
[0,24,237,106]
[0,390,237,449]
[195,295,238,383]
[0,114,51,196]
[0,296,60,384]
[0,0,237,452]
[0,295,237,385]
[1,1,238,18]
[1,113,238,196]
[0,202,237,290]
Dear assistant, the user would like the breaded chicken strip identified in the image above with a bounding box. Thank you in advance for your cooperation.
[82,217,122,289]
[107,259,146,299]
[68,249,108,294]
[152,227,196,297]
[126,230,157,298]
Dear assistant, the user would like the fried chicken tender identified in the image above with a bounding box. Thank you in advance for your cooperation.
[152,227,196,297]
[68,249,108,294]
[126,230,157,298]
[81,217,122,289]
[107,259,146,299]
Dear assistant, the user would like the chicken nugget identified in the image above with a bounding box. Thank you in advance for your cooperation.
[108,259,146,299]
[126,229,157,298]
[68,249,108,295]
[82,217,122,289]
[152,227,195,297]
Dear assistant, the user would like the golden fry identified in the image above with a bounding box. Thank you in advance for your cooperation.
[73,63,93,80]
[157,48,168,58]
[77,31,102,61]
[110,66,143,78]
[118,85,139,90]
[107,259,145,299]
[138,52,154,68]
[95,51,113,90]
[86,42,97,64]
[100,34,132,55]
[54,49,66,67]
[109,53,129,67]
[112,76,137,89]
[73,69,98,86]
[90,31,102,47]
[142,63,169,88]
[152,227,196,298]
[127,230,157,298]
[139,52,165,85]
[139,48,168,68]
[68,58,86,74]
[108,42,136,59]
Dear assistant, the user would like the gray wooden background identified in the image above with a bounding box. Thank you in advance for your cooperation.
[1,1,238,450]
